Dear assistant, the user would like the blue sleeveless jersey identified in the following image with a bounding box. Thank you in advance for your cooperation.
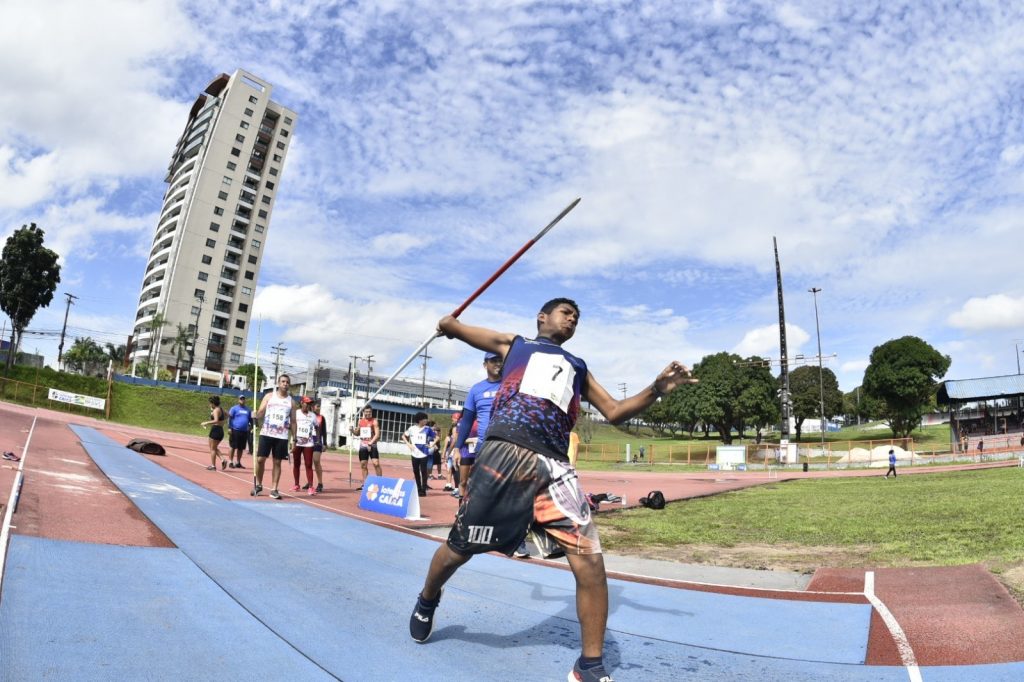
[485,335,587,461]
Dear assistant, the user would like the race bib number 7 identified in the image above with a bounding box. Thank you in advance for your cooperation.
[519,353,575,413]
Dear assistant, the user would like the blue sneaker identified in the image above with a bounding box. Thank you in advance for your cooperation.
[409,589,443,643]
[568,658,614,682]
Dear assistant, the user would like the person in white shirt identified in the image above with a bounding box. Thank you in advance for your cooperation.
[252,374,297,500]
[401,411,437,497]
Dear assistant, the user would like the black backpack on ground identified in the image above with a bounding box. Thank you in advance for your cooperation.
[126,438,166,456]
[639,490,666,510]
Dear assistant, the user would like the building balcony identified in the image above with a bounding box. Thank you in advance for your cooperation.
[140,280,163,297]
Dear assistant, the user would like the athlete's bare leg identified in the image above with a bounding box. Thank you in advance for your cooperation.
[565,552,608,659]
[420,544,472,601]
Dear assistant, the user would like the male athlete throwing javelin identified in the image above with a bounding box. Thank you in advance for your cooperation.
[409,298,697,682]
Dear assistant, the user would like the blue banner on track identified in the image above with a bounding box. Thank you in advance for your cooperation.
[358,476,422,519]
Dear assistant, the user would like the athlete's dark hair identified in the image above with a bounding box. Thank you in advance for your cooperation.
[413,411,428,423]
[209,396,220,406]
[539,297,580,316]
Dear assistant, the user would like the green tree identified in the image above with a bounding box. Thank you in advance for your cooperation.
[146,311,168,371]
[0,223,61,371]
[105,342,127,368]
[863,336,950,438]
[789,365,844,440]
[166,323,191,377]
[63,337,108,376]
[689,353,777,444]
[233,362,267,389]
[842,386,883,424]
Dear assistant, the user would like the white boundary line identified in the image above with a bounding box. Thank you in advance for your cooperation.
[0,415,37,599]
[864,570,922,682]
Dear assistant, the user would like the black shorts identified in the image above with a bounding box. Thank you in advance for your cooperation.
[257,435,289,460]
[229,429,249,451]
[209,426,224,442]
[358,444,379,462]
[447,440,600,557]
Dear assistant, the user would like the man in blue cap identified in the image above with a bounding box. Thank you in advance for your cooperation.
[453,351,503,500]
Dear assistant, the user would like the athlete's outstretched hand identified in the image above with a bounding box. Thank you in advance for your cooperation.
[653,362,698,396]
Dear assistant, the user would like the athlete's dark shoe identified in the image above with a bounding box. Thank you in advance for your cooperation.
[250,484,262,497]
[302,483,311,490]
[356,485,363,491]
[221,459,227,470]
[514,541,531,559]
[409,589,443,643]
[316,484,323,493]
[270,489,282,500]
[568,658,614,682]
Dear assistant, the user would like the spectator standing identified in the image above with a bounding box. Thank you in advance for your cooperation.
[292,396,317,495]
[884,448,897,478]
[253,375,297,499]
[402,412,436,497]
[352,406,382,491]
[201,396,227,471]
[312,402,327,493]
[227,394,253,469]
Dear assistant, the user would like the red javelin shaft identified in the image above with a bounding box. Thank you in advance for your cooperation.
[362,197,581,408]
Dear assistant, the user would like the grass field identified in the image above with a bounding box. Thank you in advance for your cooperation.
[598,468,1024,574]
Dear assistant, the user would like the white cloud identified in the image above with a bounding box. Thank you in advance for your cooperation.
[733,323,810,359]
[947,294,1024,331]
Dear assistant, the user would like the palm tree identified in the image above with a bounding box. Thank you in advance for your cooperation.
[147,311,167,372]
[167,323,191,380]
[105,342,127,369]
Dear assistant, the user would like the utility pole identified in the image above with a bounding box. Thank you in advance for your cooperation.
[186,293,204,380]
[365,354,375,400]
[419,350,432,406]
[774,237,792,463]
[313,358,329,396]
[809,287,826,453]
[272,343,286,381]
[56,292,78,369]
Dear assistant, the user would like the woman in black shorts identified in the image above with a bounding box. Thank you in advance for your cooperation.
[202,396,227,471]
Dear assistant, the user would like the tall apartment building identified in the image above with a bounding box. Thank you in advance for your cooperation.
[130,69,297,376]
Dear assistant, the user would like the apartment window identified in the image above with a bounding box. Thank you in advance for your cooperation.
[251,239,261,249]
[272,154,282,162]
[226,161,237,170]
[201,255,212,265]
[244,107,254,116]
[241,287,252,295]
[194,288,206,299]
[205,238,216,248]
[218,191,228,200]
[265,181,275,190]
[238,303,248,313]
[247,254,257,264]
[214,207,224,216]
[222,176,232,186]
[255,225,265,233]
[191,306,201,316]
[280,129,289,138]
[239,121,249,130]
[274,141,285,150]
[230,147,241,157]
[198,272,208,281]
[244,270,254,280]
[230,353,242,363]
[188,324,196,333]
[269,167,278,176]
[284,116,293,125]
[235,320,246,329]
[261,195,271,205]
[209,222,220,231]
[249,95,258,103]
[233,336,243,346]
[235,134,245,143]
[257,209,268,218]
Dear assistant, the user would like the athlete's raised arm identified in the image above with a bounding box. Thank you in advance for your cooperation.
[437,315,514,357]
[584,361,698,425]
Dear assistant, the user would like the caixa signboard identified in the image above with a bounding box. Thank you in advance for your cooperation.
[359,476,422,520]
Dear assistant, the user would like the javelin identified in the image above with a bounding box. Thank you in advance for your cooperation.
[362,197,580,408]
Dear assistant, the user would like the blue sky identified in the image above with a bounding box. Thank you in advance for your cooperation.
[3,0,1024,394]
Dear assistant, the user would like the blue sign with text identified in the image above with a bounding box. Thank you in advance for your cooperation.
[358,475,422,519]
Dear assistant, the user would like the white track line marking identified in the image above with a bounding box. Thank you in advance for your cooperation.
[0,415,37,599]
[865,571,922,682]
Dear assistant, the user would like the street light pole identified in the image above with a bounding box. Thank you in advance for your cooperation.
[809,287,826,453]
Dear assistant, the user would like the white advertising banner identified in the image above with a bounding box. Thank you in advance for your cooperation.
[47,388,105,411]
